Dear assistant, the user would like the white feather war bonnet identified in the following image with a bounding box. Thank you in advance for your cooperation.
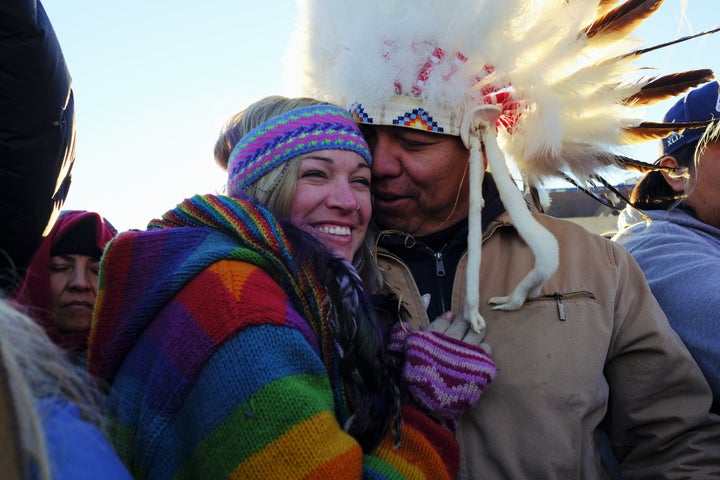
[287,0,719,333]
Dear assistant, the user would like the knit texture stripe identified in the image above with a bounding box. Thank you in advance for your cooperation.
[226,104,371,196]
[228,411,356,478]
[175,377,339,478]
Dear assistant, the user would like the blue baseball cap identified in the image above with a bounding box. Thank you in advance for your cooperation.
[662,80,720,155]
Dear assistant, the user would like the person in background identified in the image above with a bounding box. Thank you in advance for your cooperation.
[0,298,131,480]
[1,0,76,292]
[614,80,720,413]
[88,96,496,479]
[10,210,116,368]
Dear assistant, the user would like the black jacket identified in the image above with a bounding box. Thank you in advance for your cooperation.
[377,174,505,320]
[0,0,75,291]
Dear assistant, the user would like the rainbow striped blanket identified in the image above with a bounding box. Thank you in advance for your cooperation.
[89,194,458,479]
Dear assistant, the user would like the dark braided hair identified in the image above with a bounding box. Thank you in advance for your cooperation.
[282,221,402,453]
[630,142,697,211]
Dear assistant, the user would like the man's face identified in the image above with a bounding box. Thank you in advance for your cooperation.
[686,142,720,229]
[364,125,470,235]
[48,254,100,332]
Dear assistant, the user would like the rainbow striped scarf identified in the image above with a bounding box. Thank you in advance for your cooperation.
[91,194,338,398]
[149,194,331,350]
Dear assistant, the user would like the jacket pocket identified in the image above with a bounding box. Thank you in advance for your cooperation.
[525,291,597,322]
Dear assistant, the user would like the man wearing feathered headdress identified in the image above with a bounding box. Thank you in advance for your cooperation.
[290,0,720,477]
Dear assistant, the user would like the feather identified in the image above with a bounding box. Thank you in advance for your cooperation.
[562,174,618,210]
[590,174,632,208]
[621,27,720,59]
[621,120,714,143]
[614,155,674,173]
[624,69,715,106]
[585,0,664,40]
[596,0,621,17]
[527,185,547,213]
[564,173,640,215]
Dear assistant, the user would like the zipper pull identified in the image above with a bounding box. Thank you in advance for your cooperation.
[434,252,446,277]
[421,293,431,310]
[555,293,566,321]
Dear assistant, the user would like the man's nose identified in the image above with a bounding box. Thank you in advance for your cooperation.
[370,133,403,178]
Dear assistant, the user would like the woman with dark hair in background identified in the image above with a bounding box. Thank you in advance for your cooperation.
[10,211,116,368]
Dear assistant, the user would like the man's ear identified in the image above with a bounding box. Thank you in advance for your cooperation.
[658,156,687,193]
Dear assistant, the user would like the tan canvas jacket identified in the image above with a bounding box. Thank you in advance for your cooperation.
[378,211,720,479]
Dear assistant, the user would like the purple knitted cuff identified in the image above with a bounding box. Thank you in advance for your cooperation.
[402,329,497,425]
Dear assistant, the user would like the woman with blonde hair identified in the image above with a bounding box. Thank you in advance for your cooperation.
[0,299,130,480]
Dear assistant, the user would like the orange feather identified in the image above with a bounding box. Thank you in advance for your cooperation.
[624,69,715,106]
[621,121,714,143]
[585,0,663,39]
[596,0,621,18]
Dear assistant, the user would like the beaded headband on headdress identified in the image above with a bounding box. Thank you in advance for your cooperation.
[292,0,718,334]
[227,104,372,197]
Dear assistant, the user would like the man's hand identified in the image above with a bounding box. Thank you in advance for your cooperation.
[427,311,491,354]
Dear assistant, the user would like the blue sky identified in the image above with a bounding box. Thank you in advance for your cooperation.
[42,0,719,231]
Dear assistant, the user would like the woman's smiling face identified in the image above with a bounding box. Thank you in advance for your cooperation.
[289,149,372,261]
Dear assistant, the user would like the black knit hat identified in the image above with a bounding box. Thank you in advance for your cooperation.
[50,216,103,258]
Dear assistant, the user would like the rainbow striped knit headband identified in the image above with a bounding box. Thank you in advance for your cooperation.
[227,104,372,197]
